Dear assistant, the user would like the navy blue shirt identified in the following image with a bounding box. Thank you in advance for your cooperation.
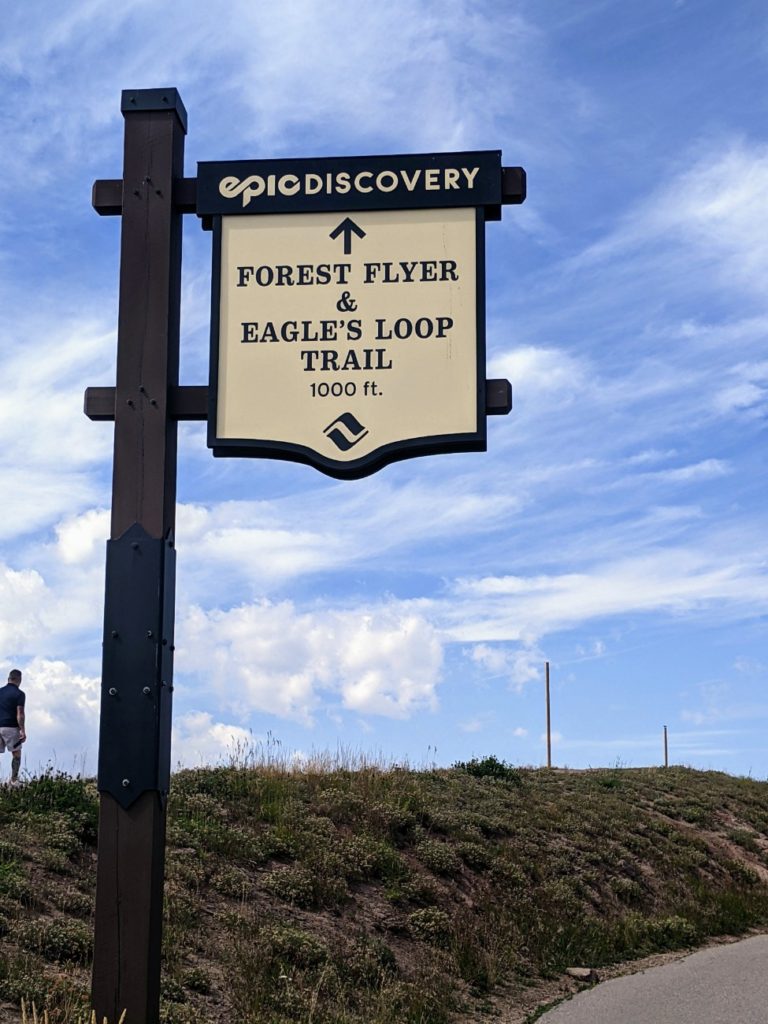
[0,684,25,728]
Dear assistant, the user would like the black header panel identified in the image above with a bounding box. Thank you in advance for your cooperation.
[197,150,503,216]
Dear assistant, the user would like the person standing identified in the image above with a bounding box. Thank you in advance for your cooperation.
[0,669,26,786]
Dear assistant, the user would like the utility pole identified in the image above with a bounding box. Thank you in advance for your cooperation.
[545,660,552,768]
[664,725,669,768]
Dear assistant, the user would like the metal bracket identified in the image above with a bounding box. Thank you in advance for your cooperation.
[486,379,512,416]
[98,524,176,808]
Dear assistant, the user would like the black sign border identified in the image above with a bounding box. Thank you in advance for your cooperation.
[207,208,487,480]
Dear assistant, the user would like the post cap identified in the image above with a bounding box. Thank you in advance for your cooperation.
[120,88,188,132]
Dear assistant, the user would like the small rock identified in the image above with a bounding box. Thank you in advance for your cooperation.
[566,967,599,983]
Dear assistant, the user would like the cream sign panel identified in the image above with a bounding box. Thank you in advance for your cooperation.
[198,150,524,477]
[215,207,479,466]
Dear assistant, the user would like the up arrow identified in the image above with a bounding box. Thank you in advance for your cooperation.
[329,217,366,255]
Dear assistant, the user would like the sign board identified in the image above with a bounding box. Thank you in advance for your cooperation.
[198,151,508,478]
[89,88,526,1023]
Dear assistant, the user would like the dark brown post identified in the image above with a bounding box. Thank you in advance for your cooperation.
[91,88,187,1024]
[664,725,669,768]
[545,660,552,768]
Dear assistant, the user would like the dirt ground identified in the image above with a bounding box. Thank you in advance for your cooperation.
[1,930,766,1024]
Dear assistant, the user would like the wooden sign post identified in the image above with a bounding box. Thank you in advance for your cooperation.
[89,88,186,1024]
[87,87,524,1022]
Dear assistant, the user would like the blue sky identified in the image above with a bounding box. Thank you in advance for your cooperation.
[1,0,766,779]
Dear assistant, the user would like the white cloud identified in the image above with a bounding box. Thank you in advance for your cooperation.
[680,678,768,728]
[225,0,578,158]
[174,480,520,597]
[0,317,114,543]
[626,449,678,466]
[648,144,768,294]
[575,142,768,298]
[448,539,768,642]
[661,729,743,761]
[0,468,100,546]
[182,514,346,586]
[0,566,49,655]
[713,360,768,418]
[0,0,577,195]
[0,507,110,668]
[604,459,731,491]
[488,346,588,398]
[469,643,543,690]
[336,612,442,717]
[13,657,100,777]
[648,460,730,484]
[734,656,765,675]
[55,508,110,564]
[177,599,443,723]
[172,711,254,769]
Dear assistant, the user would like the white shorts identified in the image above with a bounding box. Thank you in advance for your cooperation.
[0,727,22,754]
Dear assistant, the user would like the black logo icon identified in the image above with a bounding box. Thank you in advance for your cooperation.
[324,412,369,451]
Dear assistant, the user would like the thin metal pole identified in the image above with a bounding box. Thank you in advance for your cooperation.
[664,725,668,768]
[546,661,552,768]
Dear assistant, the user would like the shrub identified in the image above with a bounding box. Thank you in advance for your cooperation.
[648,915,699,949]
[368,802,418,843]
[457,841,492,871]
[0,861,26,899]
[610,876,645,905]
[210,865,253,899]
[262,865,315,907]
[182,965,212,995]
[408,908,452,946]
[18,919,92,965]
[262,863,349,909]
[49,886,93,918]
[339,834,407,882]
[416,838,462,877]
[342,935,398,986]
[452,756,522,783]
[315,785,367,824]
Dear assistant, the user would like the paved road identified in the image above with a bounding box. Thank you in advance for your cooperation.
[538,935,768,1024]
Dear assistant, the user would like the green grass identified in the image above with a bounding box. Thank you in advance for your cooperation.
[2,759,768,1021]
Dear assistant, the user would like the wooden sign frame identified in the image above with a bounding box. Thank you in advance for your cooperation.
[86,88,525,1023]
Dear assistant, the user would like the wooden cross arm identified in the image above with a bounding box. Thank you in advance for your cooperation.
[92,178,198,216]
[84,381,512,420]
[84,385,208,420]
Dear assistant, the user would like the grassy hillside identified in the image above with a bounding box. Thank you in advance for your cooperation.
[2,758,768,1023]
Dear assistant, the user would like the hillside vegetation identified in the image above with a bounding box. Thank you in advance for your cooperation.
[2,757,768,1023]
